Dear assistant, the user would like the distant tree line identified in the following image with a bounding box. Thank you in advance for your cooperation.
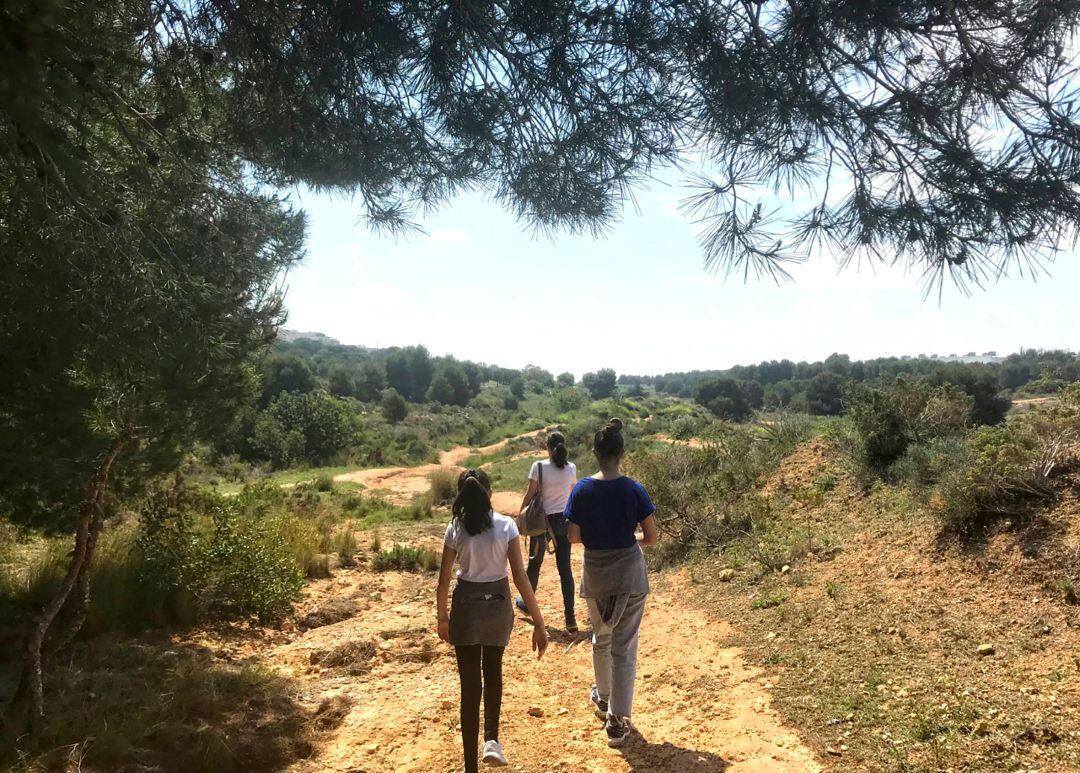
[621,350,1080,424]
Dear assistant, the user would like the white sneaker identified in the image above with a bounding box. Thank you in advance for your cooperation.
[482,739,508,766]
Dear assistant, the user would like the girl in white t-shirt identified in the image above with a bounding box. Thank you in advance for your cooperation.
[437,468,547,772]
[515,431,580,631]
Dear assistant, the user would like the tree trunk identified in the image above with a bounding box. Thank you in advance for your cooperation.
[46,505,106,657]
[9,438,125,734]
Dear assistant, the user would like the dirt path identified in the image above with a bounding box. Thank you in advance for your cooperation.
[269,508,819,773]
[332,430,550,504]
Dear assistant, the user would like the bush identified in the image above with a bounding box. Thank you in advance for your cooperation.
[138,487,307,623]
[932,386,1080,534]
[631,416,813,563]
[845,378,972,469]
[252,391,355,469]
[371,544,439,572]
[427,467,457,506]
[314,474,335,492]
[888,436,970,488]
[380,388,408,424]
[694,377,752,421]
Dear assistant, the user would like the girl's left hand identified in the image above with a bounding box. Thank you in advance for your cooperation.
[438,619,450,643]
[532,624,549,659]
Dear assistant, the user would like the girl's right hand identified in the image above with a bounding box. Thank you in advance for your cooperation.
[532,624,549,659]
[438,619,450,643]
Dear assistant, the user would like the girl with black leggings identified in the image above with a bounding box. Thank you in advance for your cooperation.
[437,469,548,771]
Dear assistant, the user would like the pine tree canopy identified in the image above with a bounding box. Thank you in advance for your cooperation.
[5,1,1080,289]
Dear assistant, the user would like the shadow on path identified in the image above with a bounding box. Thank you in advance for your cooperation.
[619,737,730,772]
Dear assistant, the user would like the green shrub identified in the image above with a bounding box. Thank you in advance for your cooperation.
[427,467,457,506]
[845,378,972,469]
[136,486,307,625]
[334,528,358,568]
[932,388,1080,534]
[314,474,335,492]
[888,436,970,488]
[751,589,788,609]
[252,391,355,469]
[371,544,439,573]
[631,415,813,563]
[669,415,704,440]
[932,424,1053,535]
[408,494,435,521]
[380,388,408,424]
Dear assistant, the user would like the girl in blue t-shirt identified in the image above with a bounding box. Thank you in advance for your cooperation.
[565,418,658,747]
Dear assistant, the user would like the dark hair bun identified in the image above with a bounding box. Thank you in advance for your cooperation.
[593,418,626,460]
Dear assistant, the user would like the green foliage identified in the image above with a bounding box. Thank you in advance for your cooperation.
[582,369,618,400]
[380,389,408,424]
[803,372,849,416]
[631,416,813,563]
[253,391,355,469]
[557,372,575,388]
[845,379,973,469]
[510,378,527,399]
[327,365,356,398]
[382,346,435,403]
[371,544,439,573]
[554,386,589,413]
[751,590,788,610]
[887,436,970,488]
[928,364,1010,426]
[427,467,457,506]
[931,385,1080,535]
[1,485,317,638]
[137,486,307,624]
[640,350,1079,419]
[261,355,317,407]
[694,377,753,421]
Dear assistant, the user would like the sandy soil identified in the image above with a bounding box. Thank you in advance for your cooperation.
[332,431,550,504]
[652,433,706,448]
[259,502,820,773]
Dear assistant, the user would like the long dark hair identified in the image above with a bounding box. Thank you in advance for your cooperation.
[593,417,625,461]
[547,431,568,468]
[452,468,494,536]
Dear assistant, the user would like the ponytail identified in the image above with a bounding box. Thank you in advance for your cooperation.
[547,431,568,469]
[592,417,625,461]
[452,469,494,536]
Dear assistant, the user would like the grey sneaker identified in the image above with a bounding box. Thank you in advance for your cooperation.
[514,595,528,614]
[605,715,633,747]
[589,685,608,719]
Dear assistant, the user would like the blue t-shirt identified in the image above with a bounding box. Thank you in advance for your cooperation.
[564,476,655,550]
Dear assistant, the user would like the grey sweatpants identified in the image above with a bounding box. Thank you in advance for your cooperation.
[586,593,647,718]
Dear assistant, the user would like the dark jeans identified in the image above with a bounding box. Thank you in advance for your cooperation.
[526,514,576,621]
[455,644,504,773]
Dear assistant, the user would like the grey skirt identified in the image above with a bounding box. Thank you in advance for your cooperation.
[449,577,514,647]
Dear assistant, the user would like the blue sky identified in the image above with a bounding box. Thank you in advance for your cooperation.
[281,175,1079,377]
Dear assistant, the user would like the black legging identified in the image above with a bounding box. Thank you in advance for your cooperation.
[525,514,576,621]
[455,644,504,773]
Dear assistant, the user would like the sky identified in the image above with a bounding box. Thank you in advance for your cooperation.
[281,174,1080,378]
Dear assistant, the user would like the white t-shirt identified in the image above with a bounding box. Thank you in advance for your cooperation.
[443,512,519,583]
[529,460,578,515]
